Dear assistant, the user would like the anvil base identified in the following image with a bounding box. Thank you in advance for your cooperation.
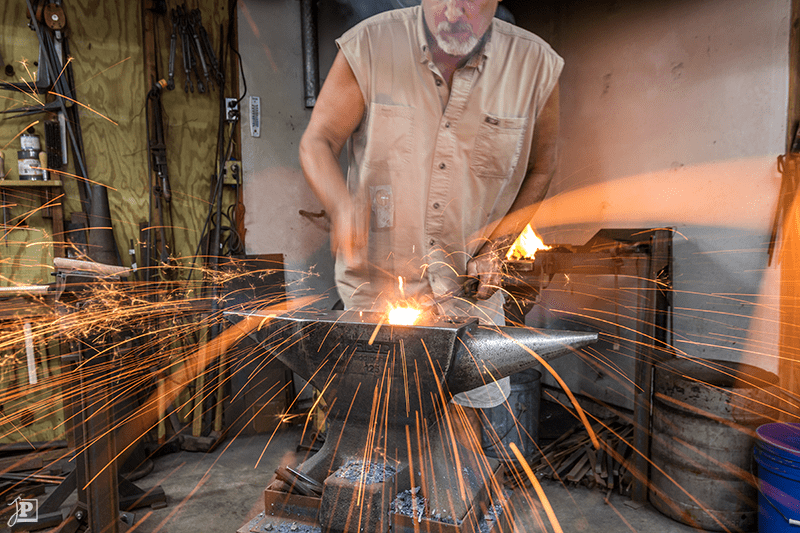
[237,465,510,533]
[237,417,513,533]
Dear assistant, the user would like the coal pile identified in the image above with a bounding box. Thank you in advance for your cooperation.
[479,502,505,533]
[249,512,322,533]
[390,486,426,521]
[334,460,397,484]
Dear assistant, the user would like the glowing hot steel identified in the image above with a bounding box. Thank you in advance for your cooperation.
[506,224,551,260]
[387,304,422,326]
[384,277,423,325]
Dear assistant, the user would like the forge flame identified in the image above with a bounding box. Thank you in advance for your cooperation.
[507,224,551,260]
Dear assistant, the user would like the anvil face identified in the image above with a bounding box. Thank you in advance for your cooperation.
[229,309,479,425]
[226,307,597,435]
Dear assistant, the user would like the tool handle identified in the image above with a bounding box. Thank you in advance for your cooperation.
[167,32,177,90]
[463,277,479,298]
[53,257,130,277]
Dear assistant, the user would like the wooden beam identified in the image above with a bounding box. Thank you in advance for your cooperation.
[788,0,800,152]
[780,0,800,419]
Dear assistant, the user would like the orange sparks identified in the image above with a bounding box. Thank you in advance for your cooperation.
[2,121,40,151]
[48,91,118,125]
[510,441,564,533]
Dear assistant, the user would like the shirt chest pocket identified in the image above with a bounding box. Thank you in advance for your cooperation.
[363,103,414,171]
[469,114,528,180]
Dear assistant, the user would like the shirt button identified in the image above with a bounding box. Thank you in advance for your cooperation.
[436,79,442,87]
[429,239,435,246]
[445,122,451,128]
[433,202,440,209]
[439,162,446,169]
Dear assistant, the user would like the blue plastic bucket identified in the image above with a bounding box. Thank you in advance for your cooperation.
[754,423,800,532]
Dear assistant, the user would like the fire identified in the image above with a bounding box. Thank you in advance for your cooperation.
[387,304,422,326]
[506,224,551,260]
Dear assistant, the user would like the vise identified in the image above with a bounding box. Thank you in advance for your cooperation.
[228,309,597,533]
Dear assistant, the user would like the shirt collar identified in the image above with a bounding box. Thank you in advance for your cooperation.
[415,5,492,71]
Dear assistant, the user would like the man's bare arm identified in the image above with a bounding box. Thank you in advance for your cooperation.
[299,51,367,262]
[467,81,560,299]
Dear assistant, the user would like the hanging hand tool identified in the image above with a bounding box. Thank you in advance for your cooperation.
[186,36,205,94]
[0,100,62,118]
[197,13,222,84]
[148,81,171,205]
[146,80,173,273]
[167,10,179,91]
[189,9,212,91]
[177,6,193,93]
[175,5,204,93]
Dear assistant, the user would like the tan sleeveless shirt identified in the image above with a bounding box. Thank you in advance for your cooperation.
[335,6,563,316]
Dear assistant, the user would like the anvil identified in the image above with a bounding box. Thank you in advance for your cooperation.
[227,309,597,532]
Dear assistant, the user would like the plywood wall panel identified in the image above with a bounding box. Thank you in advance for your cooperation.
[0,2,53,285]
[1,0,236,284]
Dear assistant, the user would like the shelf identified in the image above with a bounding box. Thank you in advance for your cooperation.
[0,180,63,188]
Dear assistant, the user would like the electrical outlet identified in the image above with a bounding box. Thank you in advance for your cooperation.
[225,98,239,122]
[224,160,241,185]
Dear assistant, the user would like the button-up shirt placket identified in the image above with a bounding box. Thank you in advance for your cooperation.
[424,58,481,294]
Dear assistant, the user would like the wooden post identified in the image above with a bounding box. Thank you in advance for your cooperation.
[779,0,800,419]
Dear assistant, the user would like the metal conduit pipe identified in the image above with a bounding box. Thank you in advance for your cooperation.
[301,0,320,107]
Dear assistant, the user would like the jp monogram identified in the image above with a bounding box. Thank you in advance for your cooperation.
[7,496,38,526]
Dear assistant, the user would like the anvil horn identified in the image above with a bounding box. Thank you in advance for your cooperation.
[446,327,599,395]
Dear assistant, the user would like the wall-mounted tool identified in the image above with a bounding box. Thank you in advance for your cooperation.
[195,9,222,84]
[188,9,212,90]
[167,5,220,96]
[167,10,178,90]
[145,79,174,277]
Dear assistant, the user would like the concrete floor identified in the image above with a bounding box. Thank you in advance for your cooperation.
[3,424,705,533]
[105,427,701,533]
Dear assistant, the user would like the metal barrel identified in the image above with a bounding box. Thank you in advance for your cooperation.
[480,367,541,464]
[649,358,781,532]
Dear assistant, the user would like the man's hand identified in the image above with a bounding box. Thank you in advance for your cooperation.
[465,246,505,300]
[330,196,369,267]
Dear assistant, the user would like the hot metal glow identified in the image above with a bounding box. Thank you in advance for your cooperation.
[387,305,422,326]
[506,224,551,260]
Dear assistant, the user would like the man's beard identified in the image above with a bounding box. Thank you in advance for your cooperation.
[434,20,479,57]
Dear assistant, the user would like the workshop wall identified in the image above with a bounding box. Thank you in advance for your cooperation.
[0,1,58,285]
[0,0,236,443]
[1,0,235,287]
[529,0,789,404]
[237,0,349,310]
